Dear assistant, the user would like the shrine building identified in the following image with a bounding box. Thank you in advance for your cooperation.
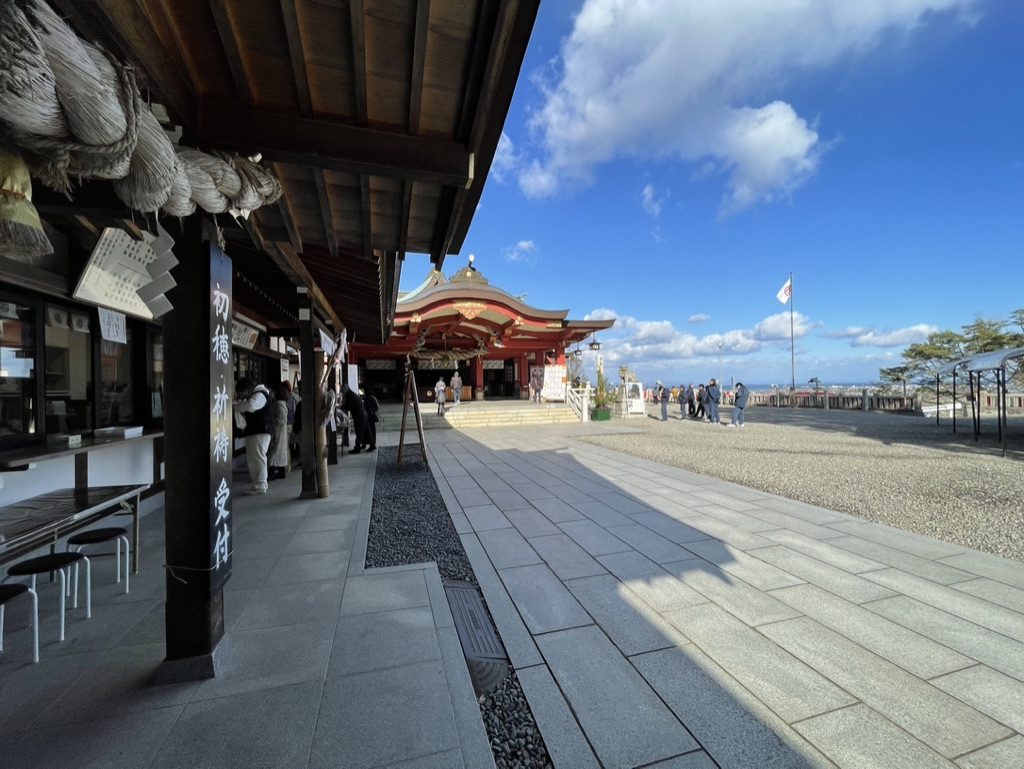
[350,260,614,402]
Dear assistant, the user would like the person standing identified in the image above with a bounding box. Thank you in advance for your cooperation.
[268,382,290,480]
[435,375,447,415]
[362,388,380,451]
[695,384,706,419]
[685,384,696,417]
[234,377,273,494]
[677,385,686,419]
[339,383,368,452]
[659,384,670,421]
[450,370,463,406]
[729,381,749,427]
[707,378,722,424]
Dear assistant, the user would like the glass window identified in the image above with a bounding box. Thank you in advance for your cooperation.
[100,330,133,425]
[44,306,93,434]
[150,330,163,420]
[0,300,39,449]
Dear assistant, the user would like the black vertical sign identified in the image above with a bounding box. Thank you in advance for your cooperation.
[208,243,233,593]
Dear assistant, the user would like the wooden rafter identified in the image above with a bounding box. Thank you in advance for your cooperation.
[313,171,338,258]
[208,0,254,104]
[275,193,303,254]
[349,0,368,126]
[274,243,344,331]
[398,181,413,258]
[280,0,313,116]
[199,101,472,185]
[360,175,372,260]
[51,0,197,128]
[408,0,431,134]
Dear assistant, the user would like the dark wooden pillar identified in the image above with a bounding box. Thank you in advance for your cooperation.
[154,217,231,683]
[326,364,338,465]
[519,354,529,399]
[473,354,484,400]
[299,292,317,498]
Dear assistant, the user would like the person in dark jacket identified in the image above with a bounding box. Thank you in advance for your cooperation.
[234,377,273,494]
[685,384,696,417]
[659,383,670,421]
[339,383,368,454]
[730,382,749,427]
[362,389,380,451]
[677,384,686,418]
[707,378,721,424]
[694,384,706,419]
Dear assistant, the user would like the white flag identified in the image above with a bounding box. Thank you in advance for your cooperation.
[776,278,792,304]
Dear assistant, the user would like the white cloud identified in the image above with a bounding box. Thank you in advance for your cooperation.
[824,323,938,346]
[583,308,811,367]
[688,313,710,324]
[501,239,539,263]
[491,132,519,184]
[641,184,668,217]
[519,0,977,213]
[850,324,939,347]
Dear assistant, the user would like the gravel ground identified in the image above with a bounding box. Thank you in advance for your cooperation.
[367,446,553,769]
[580,406,1024,561]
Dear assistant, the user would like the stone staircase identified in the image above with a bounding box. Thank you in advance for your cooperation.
[378,401,580,431]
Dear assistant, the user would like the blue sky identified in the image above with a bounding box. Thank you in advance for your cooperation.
[402,0,1023,387]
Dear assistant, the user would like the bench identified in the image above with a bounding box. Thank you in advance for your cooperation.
[0,485,149,573]
[921,402,964,417]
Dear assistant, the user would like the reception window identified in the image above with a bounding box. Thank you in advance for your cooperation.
[100,331,133,425]
[44,306,94,434]
[0,299,40,450]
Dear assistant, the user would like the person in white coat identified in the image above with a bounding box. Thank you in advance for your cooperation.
[435,376,447,415]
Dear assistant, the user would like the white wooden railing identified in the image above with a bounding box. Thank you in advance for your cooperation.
[566,386,591,421]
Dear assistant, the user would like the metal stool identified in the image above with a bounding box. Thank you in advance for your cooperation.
[7,553,90,642]
[0,583,38,663]
[67,527,130,594]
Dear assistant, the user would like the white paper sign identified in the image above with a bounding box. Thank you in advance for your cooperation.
[231,321,259,349]
[98,307,127,344]
[74,228,156,319]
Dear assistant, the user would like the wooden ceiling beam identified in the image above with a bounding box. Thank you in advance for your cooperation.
[313,170,339,258]
[275,195,303,254]
[280,0,313,116]
[199,101,472,185]
[208,0,254,105]
[398,180,413,259]
[407,0,431,134]
[349,0,368,126]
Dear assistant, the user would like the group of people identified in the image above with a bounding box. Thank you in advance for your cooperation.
[234,377,380,495]
[653,380,749,427]
[433,370,463,415]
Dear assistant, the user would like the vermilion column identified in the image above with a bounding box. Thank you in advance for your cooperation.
[473,354,484,400]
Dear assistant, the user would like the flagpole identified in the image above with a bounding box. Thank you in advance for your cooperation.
[789,271,795,395]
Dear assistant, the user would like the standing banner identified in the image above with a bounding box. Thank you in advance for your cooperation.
[208,244,233,593]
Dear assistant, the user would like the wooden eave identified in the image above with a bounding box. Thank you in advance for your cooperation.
[57,0,540,345]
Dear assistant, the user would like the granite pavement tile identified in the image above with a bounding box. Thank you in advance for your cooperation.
[477,527,543,570]
[498,563,592,635]
[793,704,957,769]
[632,646,833,769]
[558,519,632,556]
[515,663,601,769]
[538,625,697,769]
[566,574,690,656]
[931,664,1024,733]
[770,584,974,679]
[528,533,607,580]
[683,540,805,590]
[663,559,801,626]
[760,616,1012,757]
[663,603,855,722]
[955,736,1024,769]
[750,544,895,603]
[597,551,707,612]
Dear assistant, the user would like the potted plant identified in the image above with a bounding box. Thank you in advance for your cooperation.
[591,368,613,421]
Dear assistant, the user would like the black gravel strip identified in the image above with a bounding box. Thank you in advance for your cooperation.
[367,446,553,769]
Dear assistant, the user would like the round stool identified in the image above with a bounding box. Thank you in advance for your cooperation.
[67,527,130,594]
[0,583,38,663]
[8,552,90,642]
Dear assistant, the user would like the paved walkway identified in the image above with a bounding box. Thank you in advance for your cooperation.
[427,423,1024,769]
[0,456,490,769]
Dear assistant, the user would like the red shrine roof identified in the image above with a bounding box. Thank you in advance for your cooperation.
[353,264,613,358]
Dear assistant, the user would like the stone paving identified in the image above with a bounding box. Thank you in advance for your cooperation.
[427,423,1024,769]
[0,456,491,769]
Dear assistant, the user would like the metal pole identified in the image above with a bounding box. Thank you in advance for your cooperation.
[952,371,957,434]
[1001,367,1008,458]
[935,374,940,427]
[789,272,796,402]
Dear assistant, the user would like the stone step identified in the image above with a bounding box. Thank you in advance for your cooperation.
[380,406,580,431]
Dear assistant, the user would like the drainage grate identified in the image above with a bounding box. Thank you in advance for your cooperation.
[444,580,509,696]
